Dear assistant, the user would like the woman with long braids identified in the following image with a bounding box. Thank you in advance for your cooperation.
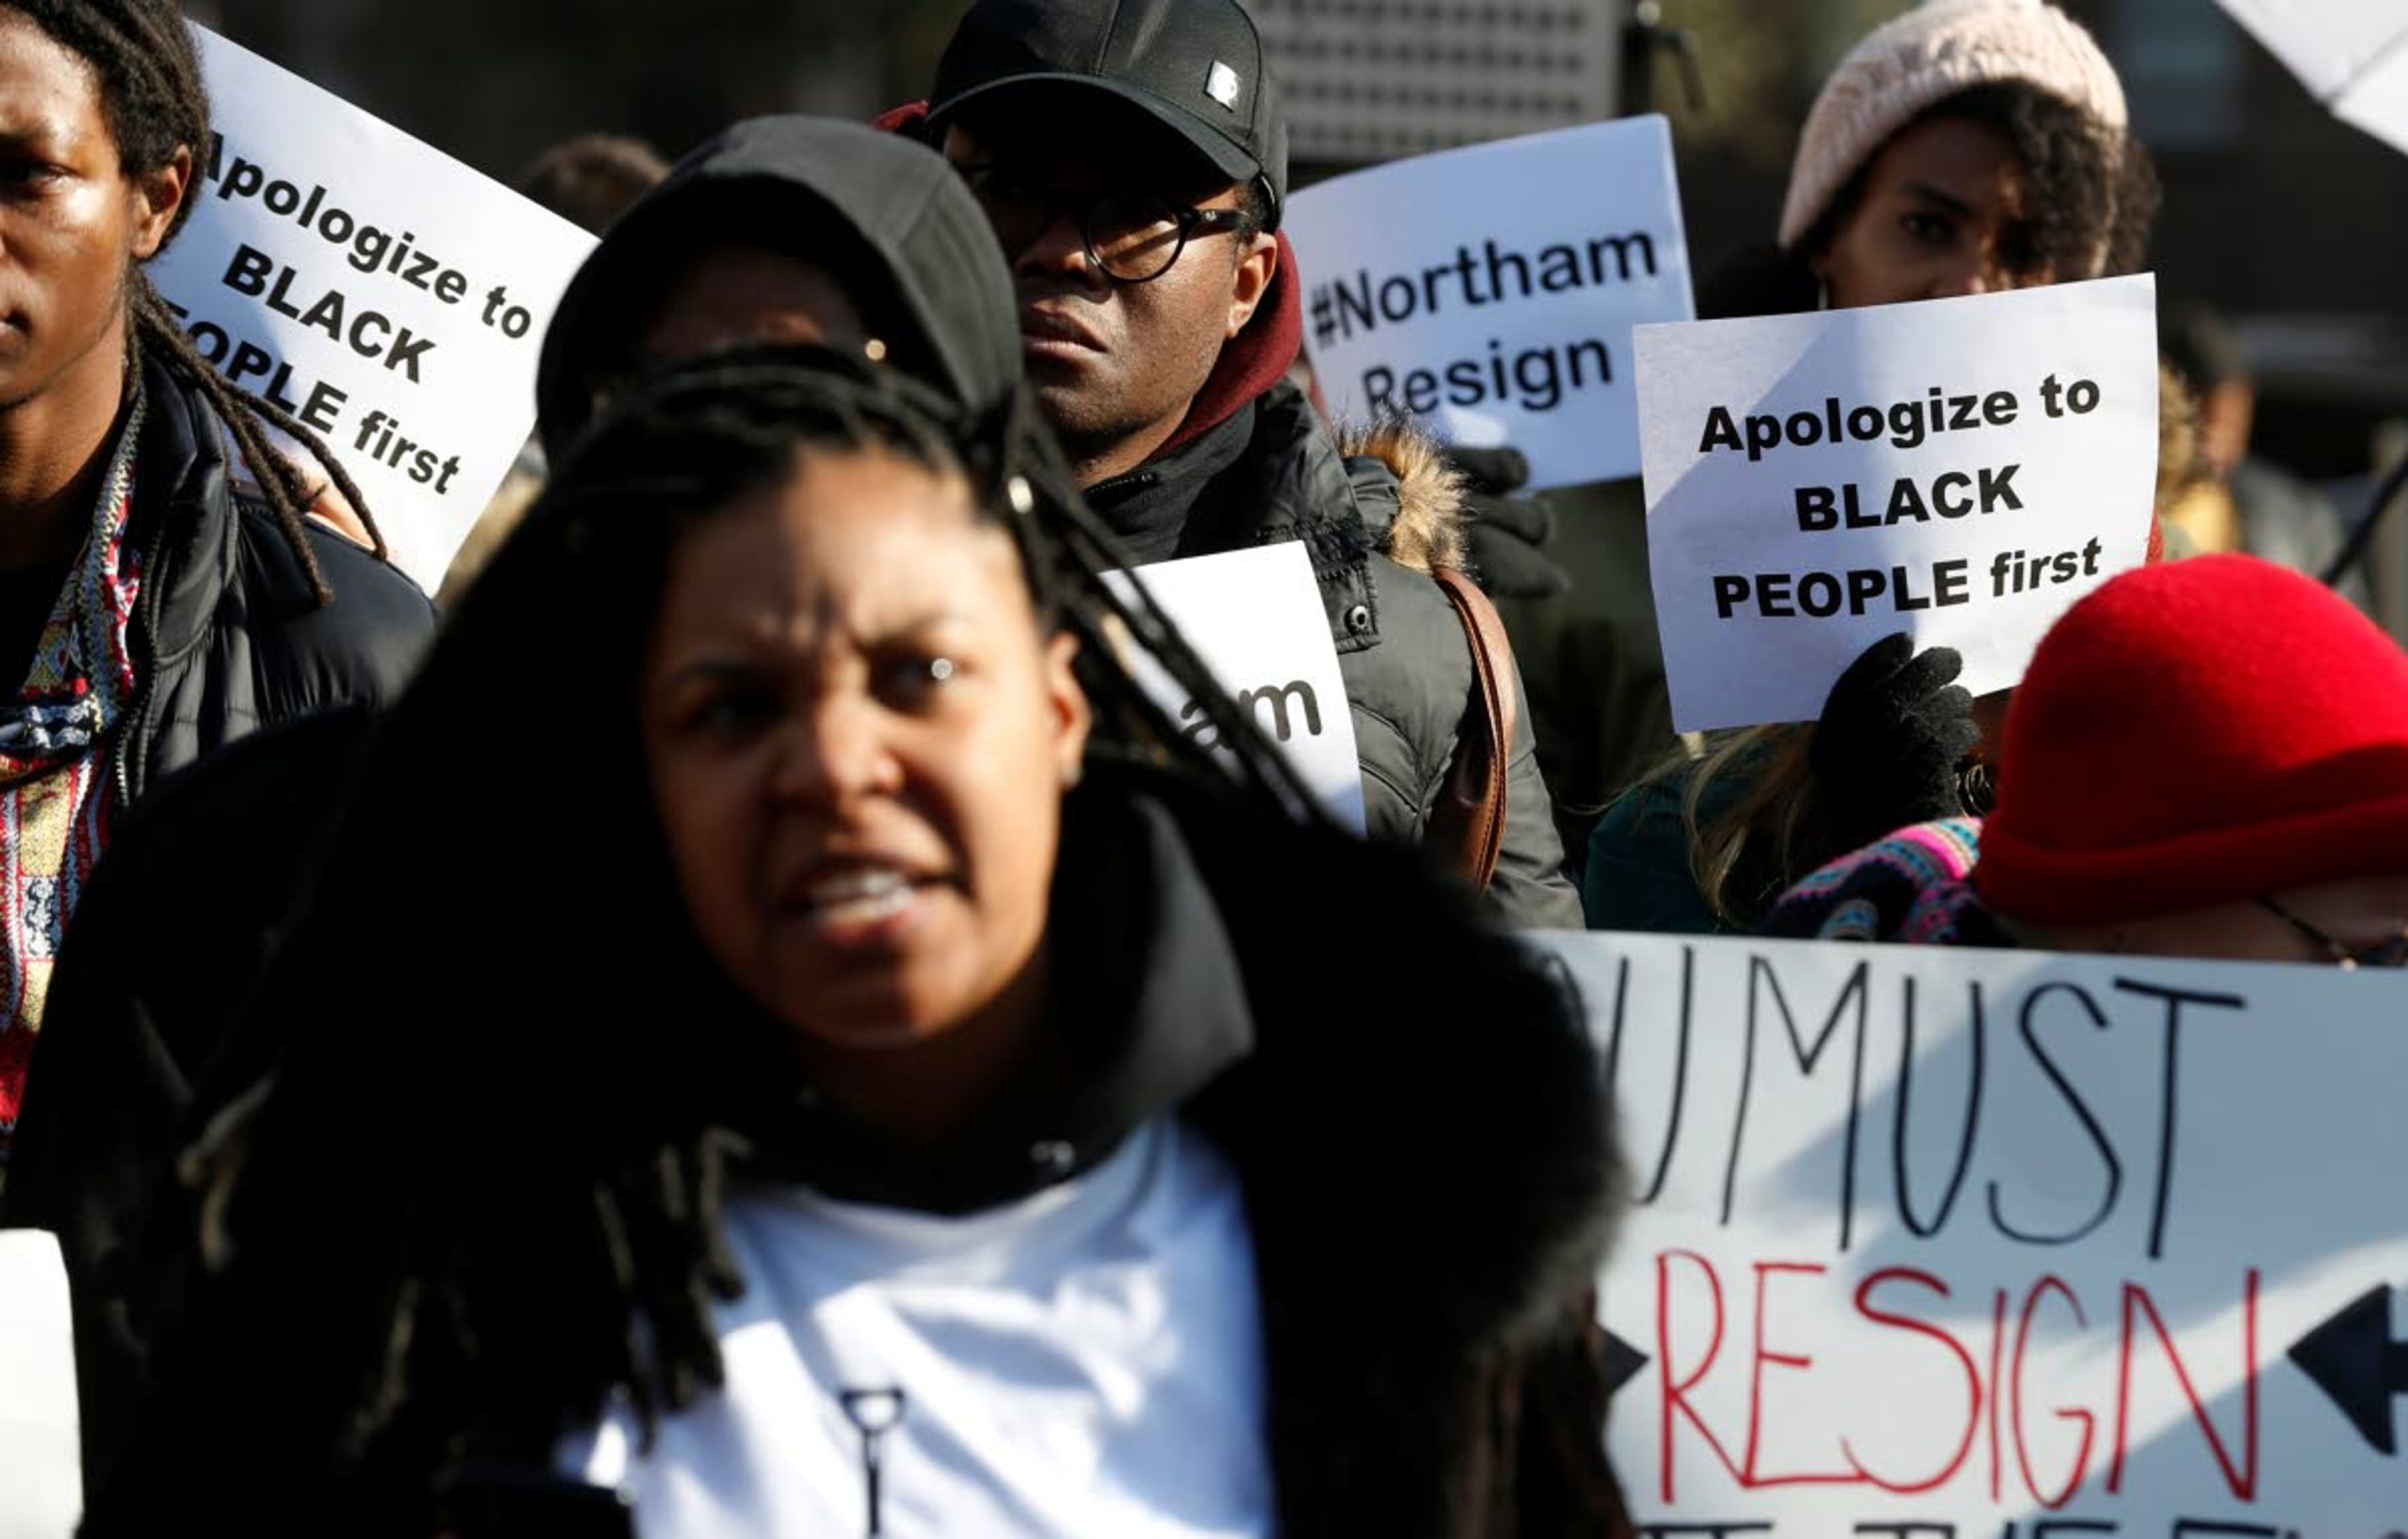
[0,0,429,1141]
[88,348,1630,1537]
[6,113,1041,1496]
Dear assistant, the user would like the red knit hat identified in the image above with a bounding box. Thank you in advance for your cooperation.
[1977,554,2408,926]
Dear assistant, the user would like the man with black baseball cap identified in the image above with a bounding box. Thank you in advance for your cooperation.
[917,0,1583,928]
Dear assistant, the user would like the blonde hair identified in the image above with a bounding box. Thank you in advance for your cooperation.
[1629,721,1835,926]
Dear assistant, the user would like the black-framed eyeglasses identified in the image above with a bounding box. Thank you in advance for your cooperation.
[2258,896,2408,970]
[959,166,1254,285]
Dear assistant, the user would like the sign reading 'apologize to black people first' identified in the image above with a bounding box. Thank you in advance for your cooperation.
[1282,118,1694,490]
[146,27,596,593]
[1635,276,2159,733]
[1532,930,2408,1536]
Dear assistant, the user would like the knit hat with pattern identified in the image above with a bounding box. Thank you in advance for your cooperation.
[1778,0,2126,256]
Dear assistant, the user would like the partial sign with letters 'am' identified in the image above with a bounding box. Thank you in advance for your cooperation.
[147,26,596,592]
[1106,544,1365,832]
[1283,117,1695,490]
[1529,929,2408,1535]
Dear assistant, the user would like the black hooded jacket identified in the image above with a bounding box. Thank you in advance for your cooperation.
[87,759,1635,1538]
[120,352,434,796]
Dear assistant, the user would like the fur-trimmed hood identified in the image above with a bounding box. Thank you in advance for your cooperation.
[1335,416,1471,578]
[1081,378,1586,929]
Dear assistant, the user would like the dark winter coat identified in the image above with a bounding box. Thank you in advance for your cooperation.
[716,767,1634,1534]
[82,758,1632,1538]
[1121,770,1631,1536]
[1,352,431,1491]
[3,713,379,1499]
[1087,255,1583,928]
[118,352,435,799]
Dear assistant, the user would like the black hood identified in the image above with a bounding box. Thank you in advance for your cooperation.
[534,115,1020,455]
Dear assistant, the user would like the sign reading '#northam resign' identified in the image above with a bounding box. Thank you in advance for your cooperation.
[1531,930,2408,1535]
[1283,118,1695,490]
[1105,544,1366,833]
[147,26,596,593]
[1635,275,2159,734]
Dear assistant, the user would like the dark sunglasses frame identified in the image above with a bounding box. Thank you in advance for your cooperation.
[2258,896,2408,970]
[962,168,1256,285]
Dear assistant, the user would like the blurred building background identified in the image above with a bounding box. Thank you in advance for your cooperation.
[184,1,2408,329]
[183,0,2408,331]
[187,0,2408,616]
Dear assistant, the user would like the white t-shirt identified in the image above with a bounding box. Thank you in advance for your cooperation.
[564,1118,1274,1537]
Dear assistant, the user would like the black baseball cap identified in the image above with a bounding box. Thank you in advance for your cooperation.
[927,0,1289,228]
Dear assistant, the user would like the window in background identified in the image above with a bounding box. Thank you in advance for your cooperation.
[2111,0,2243,153]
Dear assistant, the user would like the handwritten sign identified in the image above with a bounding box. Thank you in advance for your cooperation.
[1532,930,2408,1533]
[0,1230,79,1538]
[1283,118,1695,489]
[146,26,596,592]
[1635,276,2159,733]
[1106,544,1366,832]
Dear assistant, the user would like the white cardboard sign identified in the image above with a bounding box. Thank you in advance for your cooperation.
[0,1230,80,1538]
[1530,930,2408,1533]
[147,27,596,593]
[1283,118,1695,490]
[1106,544,1366,832]
[1635,276,2159,734]
[2216,1,2408,160]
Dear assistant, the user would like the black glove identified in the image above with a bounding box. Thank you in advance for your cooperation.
[1809,633,1980,852]
[1448,445,1573,600]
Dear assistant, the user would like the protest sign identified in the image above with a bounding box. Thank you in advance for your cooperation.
[1530,929,2408,1535]
[1635,275,2158,733]
[145,27,596,593]
[1282,118,1695,490]
[0,1230,79,1538]
[2215,1,2408,161]
[1105,544,1366,831]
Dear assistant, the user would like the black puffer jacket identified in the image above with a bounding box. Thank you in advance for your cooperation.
[0,353,430,1493]
[120,352,434,798]
[1092,373,1584,929]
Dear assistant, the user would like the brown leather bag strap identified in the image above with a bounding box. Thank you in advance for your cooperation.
[1425,568,1519,892]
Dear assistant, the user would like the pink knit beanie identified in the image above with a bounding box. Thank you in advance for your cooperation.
[1778,0,2128,260]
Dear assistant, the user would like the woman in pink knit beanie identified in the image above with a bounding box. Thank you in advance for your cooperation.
[1700,0,2160,316]
[1588,0,2163,937]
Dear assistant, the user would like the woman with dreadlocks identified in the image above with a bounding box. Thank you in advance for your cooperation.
[87,347,1631,1538]
[5,113,1010,1493]
[0,0,429,1137]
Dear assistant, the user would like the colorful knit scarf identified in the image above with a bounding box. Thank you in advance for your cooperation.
[1761,817,2009,947]
[0,382,149,1156]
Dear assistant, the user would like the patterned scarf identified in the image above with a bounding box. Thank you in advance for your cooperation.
[0,380,149,1157]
